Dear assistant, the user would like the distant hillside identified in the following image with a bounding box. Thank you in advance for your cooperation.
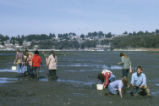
[111,29,159,49]
[0,29,159,50]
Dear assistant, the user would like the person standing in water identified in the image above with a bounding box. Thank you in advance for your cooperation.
[42,51,48,65]
[32,50,41,80]
[47,50,57,80]
[23,49,29,76]
[14,49,24,77]
[118,53,132,78]
[26,51,34,78]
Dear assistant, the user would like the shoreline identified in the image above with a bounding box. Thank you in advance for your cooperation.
[113,48,159,52]
[0,48,159,52]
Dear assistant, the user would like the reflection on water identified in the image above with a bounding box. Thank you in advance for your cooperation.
[0,69,17,73]
[155,83,159,87]
[0,63,124,73]
[61,65,123,73]
[0,53,15,56]
[110,65,122,70]
[57,78,96,86]
[59,63,99,67]
[66,69,99,72]
[72,93,86,96]
[102,65,123,70]
[0,68,44,73]
[67,65,122,73]
[39,78,49,82]
[151,91,159,96]
[0,65,123,73]
[0,77,17,84]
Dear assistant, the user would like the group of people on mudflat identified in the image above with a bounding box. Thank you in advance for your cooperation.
[14,50,151,98]
[98,53,151,98]
[14,49,57,80]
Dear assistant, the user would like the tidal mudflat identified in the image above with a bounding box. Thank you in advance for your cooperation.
[0,51,158,106]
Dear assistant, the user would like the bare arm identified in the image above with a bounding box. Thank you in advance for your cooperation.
[46,56,51,66]
[104,73,109,88]
[129,65,132,73]
[118,57,124,65]
[118,88,122,99]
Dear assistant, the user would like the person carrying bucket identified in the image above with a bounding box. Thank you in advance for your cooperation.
[98,69,116,88]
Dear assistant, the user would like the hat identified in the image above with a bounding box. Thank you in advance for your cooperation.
[102,69,112,74]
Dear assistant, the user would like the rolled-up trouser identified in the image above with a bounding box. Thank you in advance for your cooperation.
[131,85,150,95]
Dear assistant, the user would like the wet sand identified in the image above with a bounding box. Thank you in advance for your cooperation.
[0,51,159,106]
[0,72,156,106]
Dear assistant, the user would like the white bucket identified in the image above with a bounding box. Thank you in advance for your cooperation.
[12,66,17,71]
[96,84,104,90]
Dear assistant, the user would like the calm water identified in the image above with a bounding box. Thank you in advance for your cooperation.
[0,51,159,105]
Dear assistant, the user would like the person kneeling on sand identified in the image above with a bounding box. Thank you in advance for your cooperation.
[98,69,116,88]
[130,66,151,96]
[107,77,128,99]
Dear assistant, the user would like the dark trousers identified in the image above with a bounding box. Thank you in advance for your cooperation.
[130,86,150,96]
[27,64,34,77]
[48,70,57,80]
[33,67,40,79]
[122,69,129,77]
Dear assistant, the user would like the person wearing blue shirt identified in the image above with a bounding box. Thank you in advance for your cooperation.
[130,66,151,96]
[108,77,128,99]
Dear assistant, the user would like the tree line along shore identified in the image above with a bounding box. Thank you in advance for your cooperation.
[0,29,159,51]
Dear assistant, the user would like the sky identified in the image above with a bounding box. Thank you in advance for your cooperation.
[0,0,159,36]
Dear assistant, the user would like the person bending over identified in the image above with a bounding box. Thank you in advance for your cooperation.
[98,69,116,88]
[108,77,128,98]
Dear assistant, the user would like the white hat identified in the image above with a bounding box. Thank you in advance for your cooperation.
[102,69,112,74]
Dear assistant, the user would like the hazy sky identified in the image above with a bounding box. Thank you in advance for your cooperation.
[0,0,159,36]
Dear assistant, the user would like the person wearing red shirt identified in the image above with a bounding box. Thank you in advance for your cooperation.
[98,69,116,88]
[32,50,41,80]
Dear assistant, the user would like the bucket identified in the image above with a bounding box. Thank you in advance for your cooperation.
[12,66,17,71]
[96,84,104,90]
